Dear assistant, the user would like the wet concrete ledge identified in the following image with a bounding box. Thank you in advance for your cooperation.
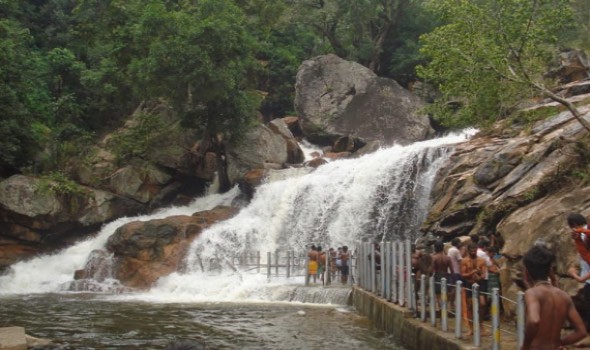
[352,287,477,350]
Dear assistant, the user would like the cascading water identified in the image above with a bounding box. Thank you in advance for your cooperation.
[0,130,475,304]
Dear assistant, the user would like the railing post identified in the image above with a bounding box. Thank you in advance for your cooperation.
[517,291,525,348]
[411,273,417,313]
[405,239,412,307]
[385,242,391,300]
[286,251,291,278]
[384,242,387,299]
[275,251,279,277]
[267,252,272,280]
[370,243,376,293]
[491,288,501,350]
[472,283,481,347]
[360,243,366,289]
[304,251,310,286]
[399,241,405,306]
[455,280,463,339]
[420,274,426,321]
[429,275,436,326]
[391,241,399,303]
[257,251,261,273]
[441,277,448,332]
[324,248,330,286]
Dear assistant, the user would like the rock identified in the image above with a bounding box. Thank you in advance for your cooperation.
[0,175,145,269]
[545,49,590,84]
[25,334,52,348]
[108,165,172,204]
[269,119,305,164]
[294,54,434,146]
[421,102,590,315]
[305,158,328,168]
[226,124,297,185]
[0,326,27,350]
[105,206,239,289]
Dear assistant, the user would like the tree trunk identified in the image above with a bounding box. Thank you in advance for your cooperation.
[541,87,590,133]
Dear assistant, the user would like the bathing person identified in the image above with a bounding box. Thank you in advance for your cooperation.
[460,242,487,336]
[308,245,319,284]
[447,237,463,304]
[567,213,590,264]
[340,246,350,284]
[432,240,453,309]
[521,244,587,350]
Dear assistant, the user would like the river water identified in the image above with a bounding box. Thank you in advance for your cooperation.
[0,293,404,350]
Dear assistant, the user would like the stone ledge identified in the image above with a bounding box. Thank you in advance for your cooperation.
[352,287,484,350]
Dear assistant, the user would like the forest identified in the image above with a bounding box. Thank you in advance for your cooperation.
[2,0,590,179]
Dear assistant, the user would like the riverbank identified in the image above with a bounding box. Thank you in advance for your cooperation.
[351,286,518,350]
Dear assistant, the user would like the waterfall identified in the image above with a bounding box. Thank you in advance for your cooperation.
[0,130,475,303]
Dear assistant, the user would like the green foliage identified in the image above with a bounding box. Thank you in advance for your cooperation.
[37,171,90,198]
[106,112,173,163]
[418,0,574,128]
[127,0,260,139]
[0,18,51,170]
[290,0,436,79]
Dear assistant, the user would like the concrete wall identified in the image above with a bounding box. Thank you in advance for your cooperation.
[352,287,475,350]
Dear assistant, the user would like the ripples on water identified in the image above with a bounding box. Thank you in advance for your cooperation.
[0,294,406,350]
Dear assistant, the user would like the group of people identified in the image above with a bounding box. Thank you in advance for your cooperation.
[307,245,350,284]
[408,234,501,334]
[403,212,590,349]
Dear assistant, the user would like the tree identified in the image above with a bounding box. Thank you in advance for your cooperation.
[128,0,261,192]
[128,0,259,134]
[418,0,590,131]
[0,18,51,172]
[291,0,416,73]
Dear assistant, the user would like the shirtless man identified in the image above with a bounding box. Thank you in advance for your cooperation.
[340,246,350,284]
[460,242,487,336]
[432,240,454,309]
[522,245,587,350]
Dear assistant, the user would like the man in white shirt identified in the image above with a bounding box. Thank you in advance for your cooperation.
[476,238,493,319]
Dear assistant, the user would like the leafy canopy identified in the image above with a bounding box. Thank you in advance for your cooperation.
[418,0,574,128]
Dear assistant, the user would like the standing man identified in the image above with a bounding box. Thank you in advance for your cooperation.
[476,239,493,319]
[567,213,590,264]
[432,240,454,309]
[522,244,587,350]
[567,212,590,329]
[340,246,350,284]
[447,237,463,303]
[460,242,487,336]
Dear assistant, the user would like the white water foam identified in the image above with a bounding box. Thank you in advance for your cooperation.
[0,188,241,294]
[0,129,476,302]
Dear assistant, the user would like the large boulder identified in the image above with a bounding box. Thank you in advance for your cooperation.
[226,122,303,185]
[71,102,206,208]
[105,206,239,289]
[0,175,145,270]
[294,54,434,146]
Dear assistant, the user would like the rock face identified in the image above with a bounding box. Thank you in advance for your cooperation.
[294,54,434,146]
[0,104,304,270]
[421,106,590,314]
[0,175,144,268]
[104,206,239,289]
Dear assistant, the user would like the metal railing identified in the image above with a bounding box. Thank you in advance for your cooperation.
[355,240,525,349]
[226,249,357,287]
